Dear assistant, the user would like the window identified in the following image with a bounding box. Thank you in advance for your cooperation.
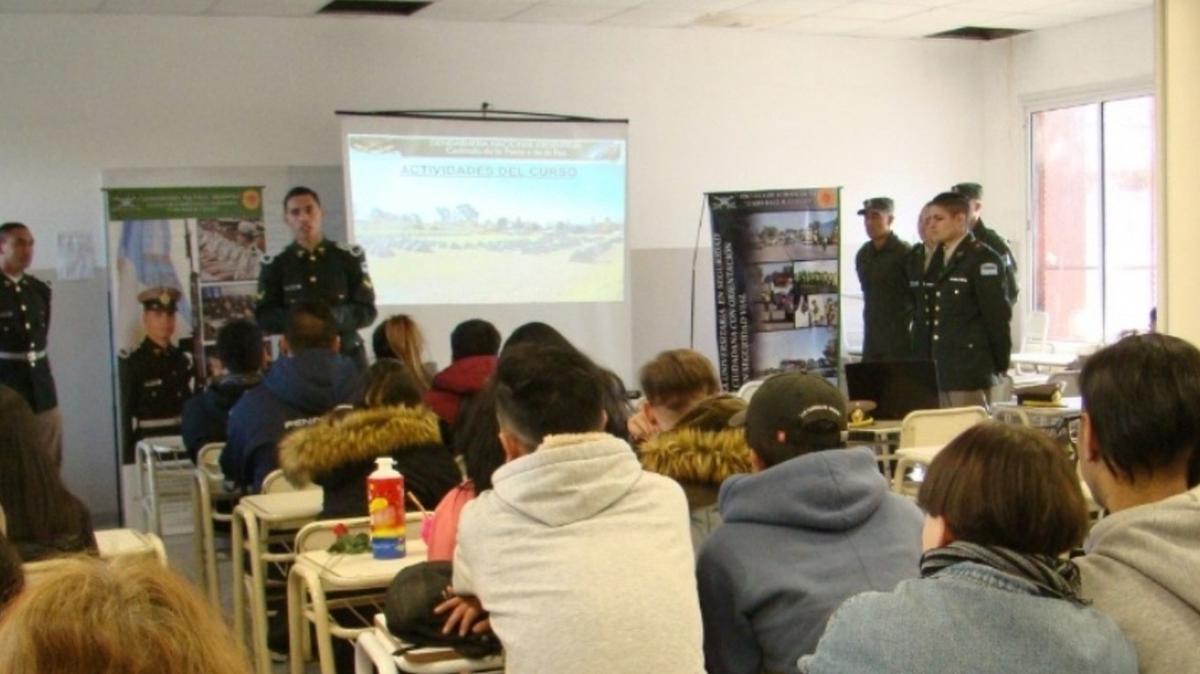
[1031,94,1156,345]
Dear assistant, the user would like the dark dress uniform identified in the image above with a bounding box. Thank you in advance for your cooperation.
[0,273,56,412]
[972,219,1018,305]
[255,239,377,368]
[914,236,1012,393]
[906,244,936,360]
[119,336,194,464]
[855,231,913,361]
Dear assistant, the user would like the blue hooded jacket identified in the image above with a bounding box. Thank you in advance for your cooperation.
[221,349,362,491]
[696,446,922,674]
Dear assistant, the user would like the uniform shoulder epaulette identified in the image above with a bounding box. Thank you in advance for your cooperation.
[260,252,275,265]
[119,348,131,358]
[337,241,365,257]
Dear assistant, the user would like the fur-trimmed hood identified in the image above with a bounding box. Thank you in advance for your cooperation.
[279,405,442,483]
[640,427,752,488]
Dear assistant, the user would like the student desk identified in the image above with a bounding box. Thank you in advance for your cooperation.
[287,542,430,674]
[231,489,324,674]
[354,613,505,674]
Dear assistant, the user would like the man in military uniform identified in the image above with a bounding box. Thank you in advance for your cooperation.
[119,287,194,463]
[951,182,1018,305]
[0,222,61,468]
[854,197,912,361]
[255,186,376,369]
[907,204,937,358]
[917,192,1012,408]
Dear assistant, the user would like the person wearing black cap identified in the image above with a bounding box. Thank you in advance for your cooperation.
[919,192,1012,407]
[854,197,912,361]
[118,286,194,463]
[0,222,61,469]
[255,186,377,369]
[696,372,922,674]
[951,182,1018,305]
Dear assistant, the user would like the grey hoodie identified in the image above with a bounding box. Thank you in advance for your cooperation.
[697,446,923,674]
[452,432,704,674]
[1077,486,1200,674]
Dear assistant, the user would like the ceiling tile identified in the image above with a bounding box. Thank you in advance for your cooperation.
[775,14,874,34]
[1036,0,1149,17]
[99,0,217,14]
[641,0,756,9]
[691,10,793,28]
[414,0,535,21]
[535,0,647,6]
[506,2,628,23]
[0,0,103,11]
[209,0,328,16]
[602,6,702,27]
[818,1,926,20]
[950,0,1064,11]
[734,0,849,16]
[984,12,1077,29]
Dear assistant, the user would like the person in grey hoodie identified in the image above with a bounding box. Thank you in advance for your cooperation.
[435,343,704,674]
[1076,333,1200,674]
[696,372,922,674]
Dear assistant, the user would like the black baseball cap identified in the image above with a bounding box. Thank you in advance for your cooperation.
[730,372,846,450]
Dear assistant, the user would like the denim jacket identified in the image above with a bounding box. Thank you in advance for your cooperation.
[799,561,1138,674]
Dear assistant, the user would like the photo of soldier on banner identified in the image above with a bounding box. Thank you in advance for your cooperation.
[106,186,263,464]
[708,188,841,391]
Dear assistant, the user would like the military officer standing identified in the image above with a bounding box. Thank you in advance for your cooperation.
[119,287,194,463]
[854,197,912,361]
[951,182,1018,305]
[0,222,61,468]
[255,187,376,369]
[918,192,1012,408]
[907,204,937,358]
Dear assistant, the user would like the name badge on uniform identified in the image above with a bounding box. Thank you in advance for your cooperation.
[144,379,163,387]
[0,311,12,319]
[284,283,303,291]
[980,263,1000,277]
[950,276,969,284]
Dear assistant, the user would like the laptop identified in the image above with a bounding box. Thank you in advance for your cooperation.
[845,360,941,420]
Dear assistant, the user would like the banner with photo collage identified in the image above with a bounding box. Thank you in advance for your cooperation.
[708,188,841,392]
[105,186,265,463]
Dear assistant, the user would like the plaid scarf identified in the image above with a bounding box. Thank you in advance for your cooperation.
[921,540,1088,606]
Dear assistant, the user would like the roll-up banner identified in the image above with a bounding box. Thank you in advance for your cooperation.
[707,188,842,392]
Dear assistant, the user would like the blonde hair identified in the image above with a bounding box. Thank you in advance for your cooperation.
[0,556,251,674]
[382,315,431,390]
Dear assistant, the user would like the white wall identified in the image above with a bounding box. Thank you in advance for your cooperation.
[978,8,1155,339]
[0,12,990,520]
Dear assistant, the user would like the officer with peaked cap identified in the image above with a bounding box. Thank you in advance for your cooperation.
[951,182,1018,305]
[118,286,194,463]
[854,197,912,361]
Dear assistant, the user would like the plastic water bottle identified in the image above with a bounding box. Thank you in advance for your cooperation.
[368,457,405,559]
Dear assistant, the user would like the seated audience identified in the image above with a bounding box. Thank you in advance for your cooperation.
[0,532,23,612]
[279,359,460,519]
[424,318,500,433]
[180,318,266,462]
[0,385,95,562]
[422,384,508,561]
[800,422,1138,674]
[1075,333,1200,673]
[697,373,922,673]
[628,348,721,443]
[436,344,704,674]
[639,393,751,553]
[371,314,433,390]
[221,301,362,492]
[0,557,251,674]
[501,321,633,440]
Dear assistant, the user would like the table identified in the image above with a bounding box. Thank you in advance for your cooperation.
[992,396,1083,442]
[231,489,324,674]
[355,613,505,674]
[846,420,904,475]
[95,528,167,564]
[288,543,430,674]
[1010,351,1077,371]
[135,435,191,536]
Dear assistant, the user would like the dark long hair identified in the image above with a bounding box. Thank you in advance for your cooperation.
[0,386,91,544]
[454,385,507,493]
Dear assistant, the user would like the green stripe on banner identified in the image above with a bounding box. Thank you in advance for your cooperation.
[105,186,264,220]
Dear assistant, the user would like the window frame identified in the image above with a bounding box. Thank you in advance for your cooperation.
[1024,79,1156,348]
